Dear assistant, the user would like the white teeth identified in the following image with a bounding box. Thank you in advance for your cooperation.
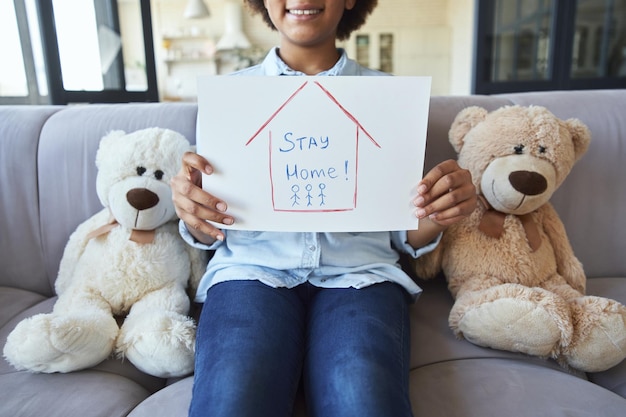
[289,9,321,15]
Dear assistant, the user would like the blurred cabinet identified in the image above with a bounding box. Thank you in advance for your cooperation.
[159,33,217,101]
[161,35,216,75]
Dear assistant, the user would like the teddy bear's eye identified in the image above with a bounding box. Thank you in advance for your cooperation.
[538,145,547,154]
[136,166,147,176]
[154,170,164,180]
[514,144,525,154]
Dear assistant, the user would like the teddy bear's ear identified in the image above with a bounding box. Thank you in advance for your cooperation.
[448,106,489,153]
[564,118,591,161]
[101,130,126,145]
[96,130,126,169]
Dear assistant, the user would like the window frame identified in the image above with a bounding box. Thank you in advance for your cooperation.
[473,0,626,94]
[2,0,158,105]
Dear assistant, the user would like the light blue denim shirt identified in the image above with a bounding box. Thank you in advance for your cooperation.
[182,47,438,302]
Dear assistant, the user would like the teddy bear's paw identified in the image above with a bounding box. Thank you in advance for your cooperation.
[48,314,118,358]
[116,312,196,377]
[563,296,626,372]
[3,313,117,373]
[3,314,61,372]
[451,285,572,357]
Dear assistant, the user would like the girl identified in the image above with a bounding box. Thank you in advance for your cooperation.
[172,1,477,416]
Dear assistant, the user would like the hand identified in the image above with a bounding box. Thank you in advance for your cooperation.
[413,159,476,227]
[170,152,234,243]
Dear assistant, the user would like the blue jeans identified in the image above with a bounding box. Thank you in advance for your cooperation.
[188,280,414,417]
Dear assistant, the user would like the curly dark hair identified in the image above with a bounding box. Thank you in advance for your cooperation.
[244,0,379,41]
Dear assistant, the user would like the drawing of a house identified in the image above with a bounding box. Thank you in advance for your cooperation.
[245,81,381,213]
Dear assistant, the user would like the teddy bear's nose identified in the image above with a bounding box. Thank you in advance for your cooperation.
[127,188,159,211]
[509,171,547,196]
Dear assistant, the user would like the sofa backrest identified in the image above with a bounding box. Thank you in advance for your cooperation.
[0,90,624,297]
[0,106,62,296]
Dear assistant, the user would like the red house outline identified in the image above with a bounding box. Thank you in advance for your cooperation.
[245,81,381,213]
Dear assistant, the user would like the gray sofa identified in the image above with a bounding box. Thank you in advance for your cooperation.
[1,89,625,417]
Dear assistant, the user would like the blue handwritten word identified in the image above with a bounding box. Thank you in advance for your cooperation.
[279,132,330,152]
[286,164,338,181]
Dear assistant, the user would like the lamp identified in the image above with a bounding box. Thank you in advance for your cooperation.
[184,0,210,19]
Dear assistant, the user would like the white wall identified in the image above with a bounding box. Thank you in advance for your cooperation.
[447,0,476,95]
[371,0,474,95]
[344,0,453,95]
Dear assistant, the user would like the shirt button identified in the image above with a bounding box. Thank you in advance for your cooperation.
[309,245,316,251]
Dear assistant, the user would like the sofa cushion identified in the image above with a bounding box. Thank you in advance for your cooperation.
[410,358,626,417]
[0,371,151,417]
[127,377,192,417]
[0,287,47,329]
[585,278,626,397]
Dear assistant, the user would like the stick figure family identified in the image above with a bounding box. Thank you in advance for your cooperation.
[290,183,327,207]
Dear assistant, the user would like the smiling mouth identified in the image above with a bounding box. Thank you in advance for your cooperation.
[288,9,322,15]
[133,207,168,229]
[491,180,525,211]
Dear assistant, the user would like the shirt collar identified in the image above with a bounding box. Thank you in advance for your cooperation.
[261,47,350,76]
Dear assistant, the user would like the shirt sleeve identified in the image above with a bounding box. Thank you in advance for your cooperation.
[391,230,442,259]
[178,220,223,251]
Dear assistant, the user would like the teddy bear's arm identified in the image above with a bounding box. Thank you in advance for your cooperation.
[541,203,586,294]
[411,240,444,280]
[55,209,111,295]
[184,245,210,299]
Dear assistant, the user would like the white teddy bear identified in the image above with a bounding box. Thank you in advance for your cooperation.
[4,127,208,378]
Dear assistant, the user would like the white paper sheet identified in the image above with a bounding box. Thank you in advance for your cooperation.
[196,76,431,232]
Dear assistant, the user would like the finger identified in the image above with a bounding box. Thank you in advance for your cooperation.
[172,180,234,226]
[415,180,476,220]
[427,195,478,226]
[428,213,468,227]
[180,211,221,238]
[171,173,221,210]
[174,191,233,242]
[181,213,225,242]
[418,159,460,194]
[416,168,473,207]
[181,152,214,179]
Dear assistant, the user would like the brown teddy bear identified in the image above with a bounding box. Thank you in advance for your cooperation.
[414,105,626,372]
